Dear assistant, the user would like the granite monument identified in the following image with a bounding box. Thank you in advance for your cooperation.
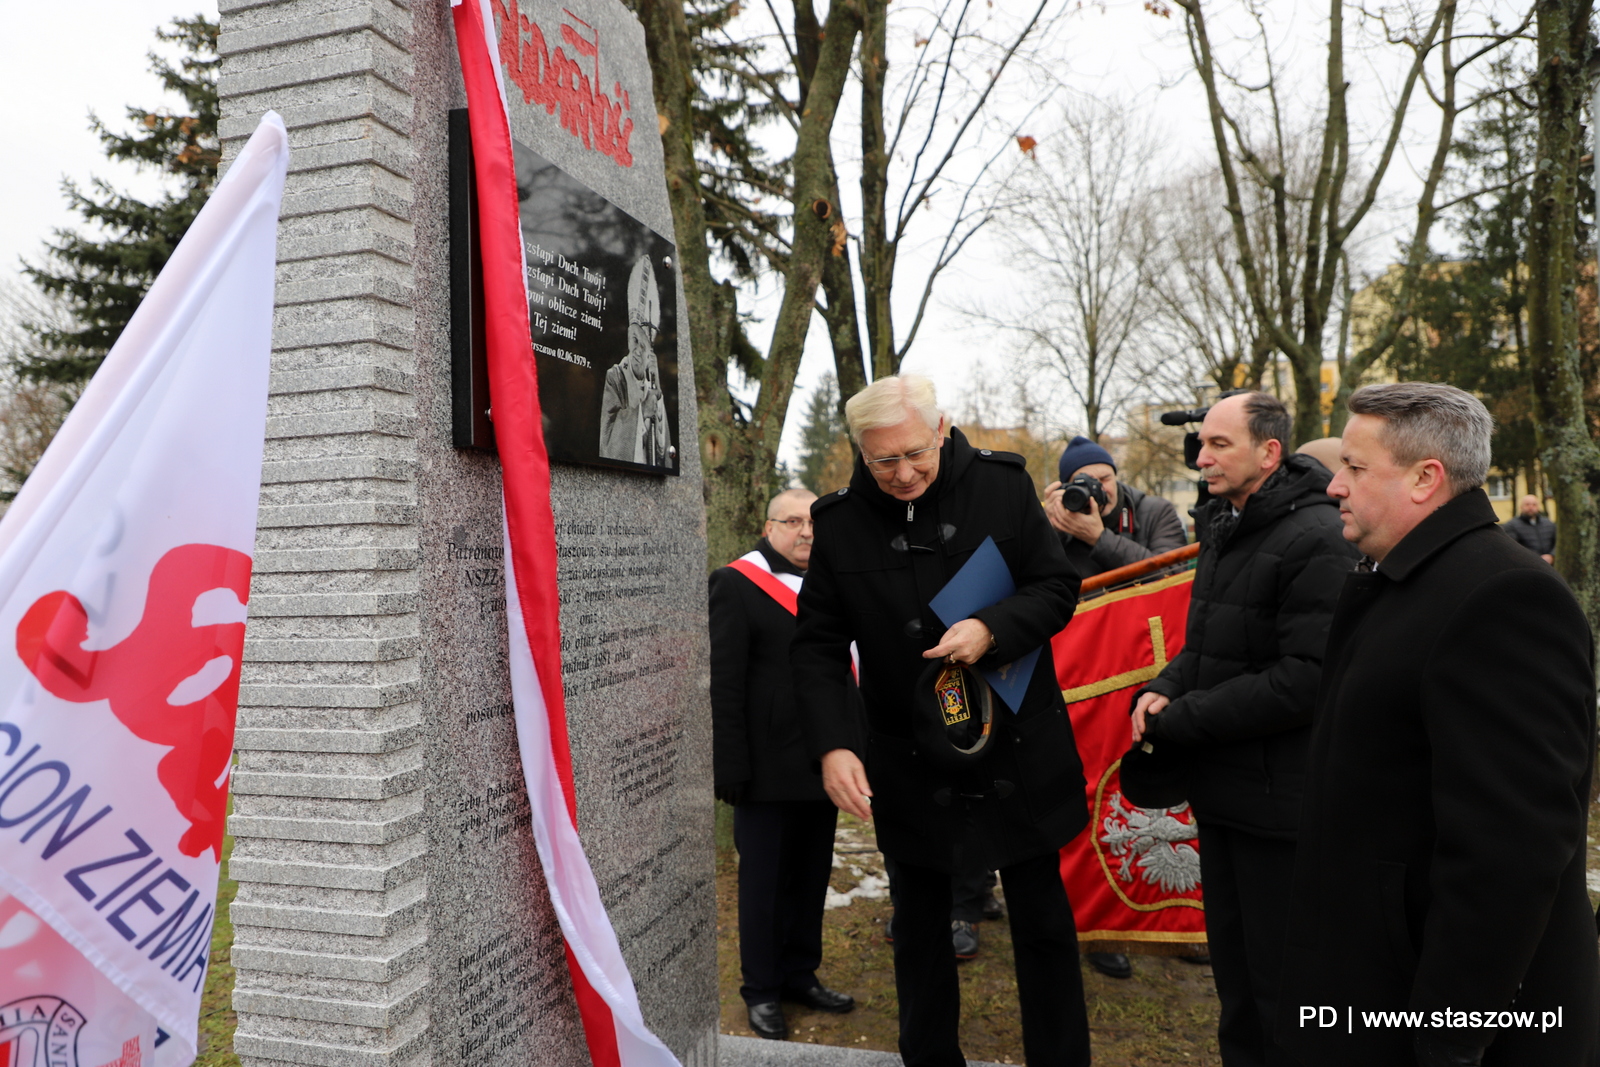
[218,1,716,1064]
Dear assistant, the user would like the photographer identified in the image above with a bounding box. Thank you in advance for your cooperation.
[1044,436,1187,579]
[1043,436,1188,984]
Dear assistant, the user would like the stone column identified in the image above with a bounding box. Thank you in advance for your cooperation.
[219,1,430,1064]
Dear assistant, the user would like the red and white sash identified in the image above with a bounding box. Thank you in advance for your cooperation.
[728,551,860,679]
[727,550,801,615]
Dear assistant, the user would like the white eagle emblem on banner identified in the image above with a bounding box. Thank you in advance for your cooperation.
[1100,798,1203,894]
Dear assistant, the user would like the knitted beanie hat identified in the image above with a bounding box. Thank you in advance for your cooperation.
[1057,435,1116,484]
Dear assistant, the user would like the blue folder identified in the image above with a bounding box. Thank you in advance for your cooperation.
[928,535,1039,712]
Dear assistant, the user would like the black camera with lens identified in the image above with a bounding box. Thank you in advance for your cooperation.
[1060,472,1109,515]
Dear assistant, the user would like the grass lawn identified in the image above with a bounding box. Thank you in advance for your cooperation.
[198,799,1600,1066]
[196,830,239,1067]
[714,806,1223,1065]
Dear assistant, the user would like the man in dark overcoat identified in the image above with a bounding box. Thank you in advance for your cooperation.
[710,488,855,1040]
[1503,492,1557,563]
[1131,391,1358,1067]
[1277,382,1598,1067]
[792,375,1090,1067]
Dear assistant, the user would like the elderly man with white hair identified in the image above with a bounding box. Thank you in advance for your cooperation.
[791,375,1092,1067]
[1279,382,1598,1067]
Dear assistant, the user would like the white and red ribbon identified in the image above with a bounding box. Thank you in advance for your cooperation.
[449,3,679,1066]
[728,552,801,615]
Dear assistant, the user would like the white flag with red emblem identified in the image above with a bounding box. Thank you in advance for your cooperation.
[0,113,287,1067]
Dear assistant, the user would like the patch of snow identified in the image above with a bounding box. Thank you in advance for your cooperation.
[825,872,890,910]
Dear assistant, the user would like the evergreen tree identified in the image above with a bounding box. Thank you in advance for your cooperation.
[684,0,789,288]
[1385,55,1544,487]
[678,0,789,399]
[0,283,76,501]
[18,16,219,385]
[795,373,843,494]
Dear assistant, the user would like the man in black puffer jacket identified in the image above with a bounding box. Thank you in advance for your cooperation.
[1503,493,1557,563]
[1131,392,1357,1067]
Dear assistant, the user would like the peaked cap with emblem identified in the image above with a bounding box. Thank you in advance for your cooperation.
[911,659,996,770]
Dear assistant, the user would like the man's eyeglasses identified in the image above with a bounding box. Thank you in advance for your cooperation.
[771,517,814,531]
[864,445,939,473]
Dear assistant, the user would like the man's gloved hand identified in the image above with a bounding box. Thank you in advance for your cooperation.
[715,781,749,806]
[1414,1034,1485,1067]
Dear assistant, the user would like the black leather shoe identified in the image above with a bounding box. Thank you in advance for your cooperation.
[783,984,856,1013]
[1086,951,1133,979]
[980,890,1005,922]
[952,919,980,960]
[884,914,895,942]
[1179,952,1211,966]
[747,1002,786,1040]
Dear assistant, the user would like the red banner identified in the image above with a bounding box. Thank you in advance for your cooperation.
[1053,571,1207,950]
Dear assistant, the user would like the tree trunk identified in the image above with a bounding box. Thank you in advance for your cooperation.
[636,0,717,420]
[796,2,869,414]
[815,154,868,429]
[636,0,759,569]
[858,0,894,379]
[748,3,862,460]
[818,232,869,414]
[1526,0,1600,657]
[639,0,864,567]
[1289,354,1325,446]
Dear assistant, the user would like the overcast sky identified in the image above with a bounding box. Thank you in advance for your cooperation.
[0,0,1494,466]
[0,2,219,290]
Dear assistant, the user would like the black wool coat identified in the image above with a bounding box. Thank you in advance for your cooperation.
[1139,453,1358,837]
[1503,512,1557,557]
[709,539,828,802]
[1277,489,1598,1067]
[792,427,1086,873]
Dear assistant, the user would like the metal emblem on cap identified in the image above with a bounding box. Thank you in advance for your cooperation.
[935,665,971,726]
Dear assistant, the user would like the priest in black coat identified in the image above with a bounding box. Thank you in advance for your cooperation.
[1278,382,1598,1067]
[792,375,1089,1067]
[710,488,855,1040]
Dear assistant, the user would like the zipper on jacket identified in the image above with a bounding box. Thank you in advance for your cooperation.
[907,503,915,522]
